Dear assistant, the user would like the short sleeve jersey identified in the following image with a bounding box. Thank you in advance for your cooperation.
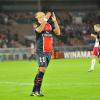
[35,22,55,53]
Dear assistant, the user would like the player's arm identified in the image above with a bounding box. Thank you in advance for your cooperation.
[34,12,51,33]
[91,33,97,38]
[52,12,60,35]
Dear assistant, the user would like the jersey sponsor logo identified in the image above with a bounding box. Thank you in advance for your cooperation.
[42,33,52,37]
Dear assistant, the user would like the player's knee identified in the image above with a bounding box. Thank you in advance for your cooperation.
[92,55,97,58]
[38,67,46,72]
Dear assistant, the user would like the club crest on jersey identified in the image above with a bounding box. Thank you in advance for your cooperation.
[43,23,52,32]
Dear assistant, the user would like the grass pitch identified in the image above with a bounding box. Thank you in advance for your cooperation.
[0,58,100,100]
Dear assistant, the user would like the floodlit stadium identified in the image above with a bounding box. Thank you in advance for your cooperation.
[0,0,100,100]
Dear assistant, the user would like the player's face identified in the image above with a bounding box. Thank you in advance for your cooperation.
[35,12,45,23]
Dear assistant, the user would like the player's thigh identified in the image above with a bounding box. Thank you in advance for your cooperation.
[36,53,47,67]
[46,54,51,66]
[92,47,98,57]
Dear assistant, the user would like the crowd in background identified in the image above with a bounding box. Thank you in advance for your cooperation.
[0,28,18,48]
[0,11,100,48]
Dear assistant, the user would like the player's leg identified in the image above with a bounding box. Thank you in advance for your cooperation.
[98,49,100,64]
[31,53,48,96]
[89,56,96,71]
[46,53,51,67]
[88,48,98,72]
[31,67,45,96]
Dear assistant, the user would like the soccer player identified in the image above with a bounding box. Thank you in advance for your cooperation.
[88,24,100,72]
[30,11,60,96]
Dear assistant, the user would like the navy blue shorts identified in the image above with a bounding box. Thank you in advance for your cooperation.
[36,52,51,67]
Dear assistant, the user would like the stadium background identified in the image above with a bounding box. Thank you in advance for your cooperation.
[0,1,100,100]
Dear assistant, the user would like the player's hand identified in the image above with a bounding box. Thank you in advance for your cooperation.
[52,12,57,22]
[45,12,51,20]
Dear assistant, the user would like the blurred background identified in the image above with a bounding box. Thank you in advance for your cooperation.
[0,0,100,60]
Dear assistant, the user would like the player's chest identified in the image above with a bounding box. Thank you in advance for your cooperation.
[43,23,52,32]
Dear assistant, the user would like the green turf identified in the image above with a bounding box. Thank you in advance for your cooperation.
[0,58,100,100]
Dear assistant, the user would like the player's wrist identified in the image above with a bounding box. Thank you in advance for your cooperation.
[43,18,48,22]
[53,20,57,22]
[53,20,57,23]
